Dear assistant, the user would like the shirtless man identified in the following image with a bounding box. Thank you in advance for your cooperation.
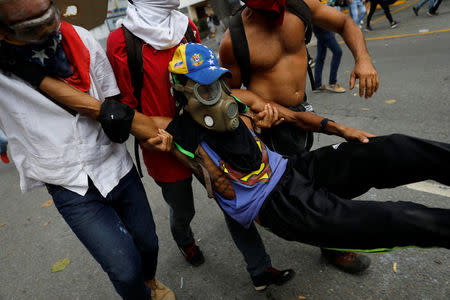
[219,0,379,273]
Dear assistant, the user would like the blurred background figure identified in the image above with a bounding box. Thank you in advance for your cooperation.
[313,25,346,93]
[207,11,225,46]
[0,129,9,164]
[348,0,366,28]
[366,0,398,31]
[413,0,440,16]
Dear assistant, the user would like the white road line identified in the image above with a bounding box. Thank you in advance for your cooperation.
[406,182,450,198]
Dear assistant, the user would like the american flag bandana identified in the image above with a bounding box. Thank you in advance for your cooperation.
[9,32,73,78]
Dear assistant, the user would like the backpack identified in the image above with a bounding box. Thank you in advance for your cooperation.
[122,25,196,177]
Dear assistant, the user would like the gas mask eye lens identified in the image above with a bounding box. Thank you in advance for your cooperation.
[194,80,221,105]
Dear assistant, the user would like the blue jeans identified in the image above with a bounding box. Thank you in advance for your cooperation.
[0,129,7,154]
[314,29,342,87]
[349,0,366,25]
[414,0,435,10]
[156,177,272,276]
[47,167,158,300]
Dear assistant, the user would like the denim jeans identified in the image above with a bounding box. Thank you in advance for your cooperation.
[313,29,342,87]
[0,129,7,154]
[47,167,158,300]
[349,0,366,25]
[156,177,272,276]
[414,0,435,10]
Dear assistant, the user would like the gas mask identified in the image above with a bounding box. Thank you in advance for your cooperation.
[2,1,61,44]
[172,77,240,132]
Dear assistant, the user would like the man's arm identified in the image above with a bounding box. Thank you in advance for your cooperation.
[39,77,172,151]
[306,0,379,98]
[220,26,374,143]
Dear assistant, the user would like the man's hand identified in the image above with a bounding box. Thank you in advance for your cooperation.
[252,104,284,129]
[350,57,379,99]
[140,129,173,152]
[339,125,376,143]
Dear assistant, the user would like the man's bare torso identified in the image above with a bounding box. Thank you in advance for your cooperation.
[242,8,309,107]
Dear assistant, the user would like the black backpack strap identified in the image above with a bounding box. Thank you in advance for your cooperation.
[229,10,251,88]
[286,0,312,44]
[122,26,145,178]
[184,23,196,43]
[306,49,316,90]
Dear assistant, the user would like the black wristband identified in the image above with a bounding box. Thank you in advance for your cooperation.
[320,118,334,134]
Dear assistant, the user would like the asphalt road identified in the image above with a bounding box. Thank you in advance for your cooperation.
[1,2,449,299]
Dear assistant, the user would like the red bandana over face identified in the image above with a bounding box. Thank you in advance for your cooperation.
[246,0,286,25]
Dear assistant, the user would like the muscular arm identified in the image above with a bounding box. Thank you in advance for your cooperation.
[305,0,379,98]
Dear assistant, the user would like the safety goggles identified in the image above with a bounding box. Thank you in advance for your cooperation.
[2,2,61,44]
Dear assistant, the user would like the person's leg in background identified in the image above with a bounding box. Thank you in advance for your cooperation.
[413,0,430,15]
[348,0,358,23]
[324,33,345,93]
[156,177,205,266]
[0,129,9,163]
[379,0,398,28]
[47,170,163,300]
[356,0,367,25]
[313,30,327,91]
[365,0,377,31]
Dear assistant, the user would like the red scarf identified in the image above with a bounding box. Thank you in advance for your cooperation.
[246,0,286,25]
[60,21,91,92]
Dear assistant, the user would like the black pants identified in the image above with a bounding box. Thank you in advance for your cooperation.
[367,0,394,26]
[258,134,450,251]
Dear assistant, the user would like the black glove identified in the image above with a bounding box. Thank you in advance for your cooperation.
[0,43,47,88]
[99,99,135,144]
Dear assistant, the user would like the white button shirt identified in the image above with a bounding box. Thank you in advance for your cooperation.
[0,26,133,197]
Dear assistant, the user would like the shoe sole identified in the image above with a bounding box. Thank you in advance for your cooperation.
[253,285,268,291]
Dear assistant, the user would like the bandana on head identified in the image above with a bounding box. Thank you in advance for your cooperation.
[245,0,286,25]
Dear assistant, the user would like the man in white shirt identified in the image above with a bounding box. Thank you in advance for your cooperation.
[0,1,173,299]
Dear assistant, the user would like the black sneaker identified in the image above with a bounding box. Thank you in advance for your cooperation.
[413,7,419,16]
[251,267,295,291]
[390,21,399,29]
[321,249,371,274]
[178,241,205,267]
[364,25,373,32]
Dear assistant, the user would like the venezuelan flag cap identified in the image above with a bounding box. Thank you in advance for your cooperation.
[168,43,231,85]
